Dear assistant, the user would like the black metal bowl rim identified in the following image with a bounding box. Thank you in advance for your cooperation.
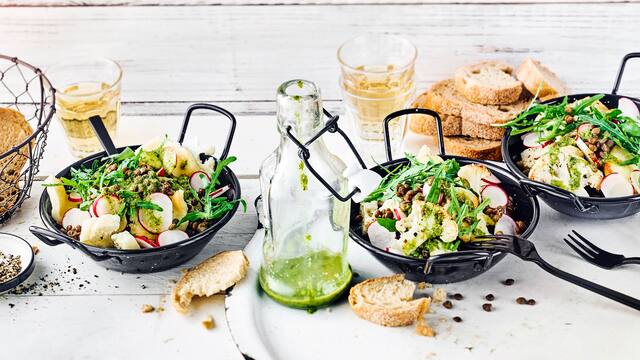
[349,155,541,265]
[0,54,56,160]
[38,145,242,255]
[502,91,640,203]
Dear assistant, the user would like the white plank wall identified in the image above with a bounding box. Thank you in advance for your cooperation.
[1,4,639,106]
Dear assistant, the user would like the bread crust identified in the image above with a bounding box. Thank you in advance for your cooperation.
[172,250,249,313]
[439,136,502,161]
[455,61,523,105]
[460,93,531,140]
[516,58,568,101]
[422,79,467,116]
[410,92,462,135]
[348,274,430,327]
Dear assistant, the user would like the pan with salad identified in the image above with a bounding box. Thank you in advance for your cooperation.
[502,94,640,198]
[40,135,244,251]
[356,146,530,260]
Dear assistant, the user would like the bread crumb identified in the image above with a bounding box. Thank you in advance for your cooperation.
[202,315,215,330]
[416,317,436,337]
[32,245,39,255]
[417,282,432,290]
[141,304,155,313]
[432,288,447,304]
[156,306,165,312]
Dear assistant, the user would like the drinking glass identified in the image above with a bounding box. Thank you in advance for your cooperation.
[338,35,416,145]
[47,58,122,157]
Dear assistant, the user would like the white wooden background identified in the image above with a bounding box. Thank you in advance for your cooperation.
[1,1,639,359]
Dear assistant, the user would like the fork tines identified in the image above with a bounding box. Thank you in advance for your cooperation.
[564,231,599,260]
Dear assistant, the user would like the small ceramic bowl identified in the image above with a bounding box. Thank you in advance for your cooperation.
[0,232,35,293]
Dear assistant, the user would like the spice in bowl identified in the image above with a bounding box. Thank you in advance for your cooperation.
[0,251,22,283]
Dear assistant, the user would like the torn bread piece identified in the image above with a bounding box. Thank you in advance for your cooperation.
[349,274,430,327]
[172,250,249,313]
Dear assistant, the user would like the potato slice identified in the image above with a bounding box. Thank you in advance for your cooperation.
[44,176,78,224]
[170,189,189,231]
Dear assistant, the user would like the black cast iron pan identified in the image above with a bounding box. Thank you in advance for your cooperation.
[502,52,640,219]
[29,103,241,273]
[348,108,541,284]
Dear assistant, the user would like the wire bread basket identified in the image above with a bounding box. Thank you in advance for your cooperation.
[0,55,55,224]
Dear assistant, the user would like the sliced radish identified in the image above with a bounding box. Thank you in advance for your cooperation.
[210,185,231,199]
[618,97,640,120]
[62,208,91,229]
[522,132,542,148]
[393,208,403,220]
[92,194,120,217]
[481,185,509,208]
[481,175,501,186]
[600,173,634,198]
[135,236,158,249]
[577,123,593,136]
[189,171,211,192]
[631,170,640,194]
[157,230,189,246]
[156,167,165,177]
[68,192,83,203]
[367,221,396,250]
[494,214,517,235]
[137,193,174,234]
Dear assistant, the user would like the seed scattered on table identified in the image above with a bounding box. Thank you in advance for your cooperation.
[453,316,463,323]
[442,300,453,309]
[527,299,536,305]
[141,304,155,313]
[0,251,22,283]
[202,315,215,330]
[503,278,515,286]
[452,293,463,300]
[516,297,527,304]
[482,303,492,312]
[485,294,495,301]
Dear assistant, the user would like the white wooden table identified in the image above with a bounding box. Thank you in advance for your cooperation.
[1,1,639,359]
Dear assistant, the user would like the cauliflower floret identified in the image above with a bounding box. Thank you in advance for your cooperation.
[416,145,444,164]
[520,146,547,171]
[79,214,121,248]
[360,201,379,232]
[529,144,603,194]
[441,218,459,243]
[111,231,141,250]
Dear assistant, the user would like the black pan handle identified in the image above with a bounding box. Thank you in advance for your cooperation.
[424,250,495,274]
[89,115,117,156]
[383,108,445,162]
[178,103,236,161]
[29,225,114,262]
[612,52,640,95]
[519,179,599,214]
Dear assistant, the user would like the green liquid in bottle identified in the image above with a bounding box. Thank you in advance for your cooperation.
[259,250,352,311]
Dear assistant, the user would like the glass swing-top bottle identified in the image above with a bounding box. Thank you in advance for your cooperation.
[258,79,352,310]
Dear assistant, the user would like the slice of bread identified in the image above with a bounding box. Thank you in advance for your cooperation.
[439,135,502,161]
[410,113,462,136]
[0,107,33,214]
[172,250,249,314]
[455,61,523,105]
[422,79,467,116]
[409,92,461,136]
[348,274,430,327]
[461,93,532,140]
[516,58,568,101]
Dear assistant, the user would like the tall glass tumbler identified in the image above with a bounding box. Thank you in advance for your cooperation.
[338,35,417,145]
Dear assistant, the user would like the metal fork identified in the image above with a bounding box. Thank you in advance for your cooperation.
[468,234,640,312]
[564,230,640,270]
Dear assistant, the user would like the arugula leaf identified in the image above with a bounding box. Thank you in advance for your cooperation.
[376,217,397,233]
